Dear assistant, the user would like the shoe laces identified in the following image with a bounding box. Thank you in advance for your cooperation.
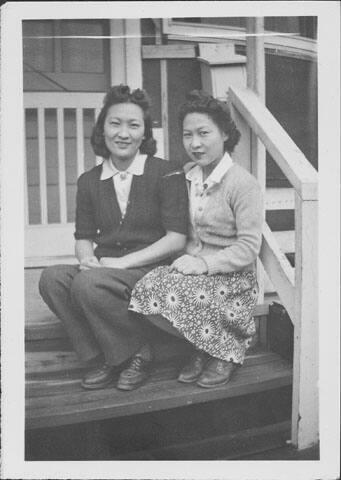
[129,355,144,372]
[216,360,227,373]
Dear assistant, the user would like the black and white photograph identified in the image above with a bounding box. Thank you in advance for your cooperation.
[1,2,340,479]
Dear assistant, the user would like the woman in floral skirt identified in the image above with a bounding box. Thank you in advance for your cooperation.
[129,90,264,389]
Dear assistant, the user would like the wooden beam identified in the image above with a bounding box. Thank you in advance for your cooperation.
[229,87,318,200]
[109,19,126,85]
[291,194,318,449]
[260,223,295,323]
[142,44,196,59]
[125,19,143,88]
[246,17,266,305]
[265,188,294,210]
[154,19,169,160]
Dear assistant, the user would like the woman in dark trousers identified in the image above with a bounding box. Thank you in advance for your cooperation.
[130,90,263,389]
[39,85,188,391]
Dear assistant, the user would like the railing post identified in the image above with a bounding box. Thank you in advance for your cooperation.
[291,193,319,449]
[246,17,266,303]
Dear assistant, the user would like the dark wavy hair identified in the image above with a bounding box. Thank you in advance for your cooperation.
[91,84,157,158]
[179,90,241,153]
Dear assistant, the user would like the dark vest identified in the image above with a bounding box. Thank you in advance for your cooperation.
[75,156,188,259]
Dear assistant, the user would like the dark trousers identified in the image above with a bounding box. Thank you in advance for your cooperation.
[39,264,159,366]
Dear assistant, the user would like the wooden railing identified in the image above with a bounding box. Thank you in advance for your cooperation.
[24,92,164,263]
[229,86,318,450]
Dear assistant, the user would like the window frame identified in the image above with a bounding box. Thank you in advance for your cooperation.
[162,18,317,61]
[23,19,110,92]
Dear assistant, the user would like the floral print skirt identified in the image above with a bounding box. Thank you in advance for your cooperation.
[129,266,259,364]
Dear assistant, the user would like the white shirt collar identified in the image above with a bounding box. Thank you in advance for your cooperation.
[100,152,147,180]
[185,152,234,185]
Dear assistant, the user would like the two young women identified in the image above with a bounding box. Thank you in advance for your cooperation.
[39,84,263,392]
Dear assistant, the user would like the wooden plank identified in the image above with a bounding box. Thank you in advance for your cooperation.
[37,108,48,225]
[229,86,318,200]
[114,420,291,460]
[109,19,126,84]
[25,254,77,269]
[154,20,169,161]
[125,19,142,89]
[76,108,85,177]
[142,44,196,59]
[246,18,266,306]
[25,224,76,260]
[265,188,294,210]
[260,223,295,323]
[24,92,105,109]
[291,195,318,449]
[162,20,317,59]
[26,347,277,380]
[57,108,67,224]
[26,353,292,429]
[273,231,295,253]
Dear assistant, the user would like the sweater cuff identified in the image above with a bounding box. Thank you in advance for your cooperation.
[201,254,225,276]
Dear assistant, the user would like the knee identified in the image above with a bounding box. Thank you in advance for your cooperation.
[70,270,99,305]
[39,265,66,298]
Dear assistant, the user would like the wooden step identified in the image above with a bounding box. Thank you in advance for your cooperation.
[111,420,291,460]
[26,349,292,430]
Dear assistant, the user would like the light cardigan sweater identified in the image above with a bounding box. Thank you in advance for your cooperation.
[185,160,264,275]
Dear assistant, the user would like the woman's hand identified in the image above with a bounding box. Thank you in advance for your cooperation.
[79,256,101,271]
[170,254,208,275]
[99,257,128,269]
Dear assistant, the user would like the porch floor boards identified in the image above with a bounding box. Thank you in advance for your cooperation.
[26,348,292,430]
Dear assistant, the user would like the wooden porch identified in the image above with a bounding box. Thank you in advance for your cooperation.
[24,17,319,459]
[25,266,298,459]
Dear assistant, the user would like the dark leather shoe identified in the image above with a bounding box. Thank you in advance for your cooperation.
[196,359,237,389]
[178,351,210,383]
[116,355,152,391]
[81,363,117,390]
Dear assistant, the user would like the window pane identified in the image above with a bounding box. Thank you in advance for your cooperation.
[23,20,54,72]
[266,54,318,186]
[61,20,107,73]
[142,60,162,128]
[167,59,202,165]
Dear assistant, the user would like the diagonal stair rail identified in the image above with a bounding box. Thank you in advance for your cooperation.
[229,86,318,450]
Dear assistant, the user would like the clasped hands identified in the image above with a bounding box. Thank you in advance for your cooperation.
[79,256,127,270]
[169,254,208,275]
[79,254,208,275]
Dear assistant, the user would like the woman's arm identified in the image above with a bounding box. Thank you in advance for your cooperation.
[100,231,186,269]
[202,182,264,275]
[75,239,100,270]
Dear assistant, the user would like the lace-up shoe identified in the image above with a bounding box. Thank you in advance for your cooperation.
[197,358,237,388]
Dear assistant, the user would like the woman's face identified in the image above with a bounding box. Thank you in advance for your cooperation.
[103,102,145,163]
[182,112,227,169]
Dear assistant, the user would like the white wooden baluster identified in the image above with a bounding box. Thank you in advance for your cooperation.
[76,108,85,177]
[57,108,67,224]
[291,193,319,449]
[246,17,266,304]
[37,108,48,225]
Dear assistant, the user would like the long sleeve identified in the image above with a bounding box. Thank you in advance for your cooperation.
[201,171,264,275]
[74,172,97,240]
